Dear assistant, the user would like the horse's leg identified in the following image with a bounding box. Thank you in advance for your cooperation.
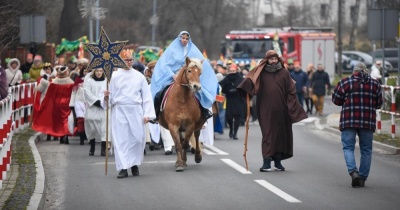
[189,133,203,154]
[194,130,202,163]
[180,132,188,168]
[169,127,184,172]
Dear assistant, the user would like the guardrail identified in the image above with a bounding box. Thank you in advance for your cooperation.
[376,85,400,139]
[0,83,36,189]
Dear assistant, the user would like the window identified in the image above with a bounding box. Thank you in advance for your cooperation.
[288,37,295,53]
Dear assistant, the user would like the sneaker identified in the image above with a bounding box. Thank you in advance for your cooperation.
[165,150,173,155]
[350,170,361,187]
[117,169,128,179]
[259,158,272,172]
[131,165,139,176]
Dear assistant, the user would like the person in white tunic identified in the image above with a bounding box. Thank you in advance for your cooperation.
[84,69,108,156]
[103,49,156,178]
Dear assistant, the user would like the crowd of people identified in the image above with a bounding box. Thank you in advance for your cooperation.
[0,31,383,187]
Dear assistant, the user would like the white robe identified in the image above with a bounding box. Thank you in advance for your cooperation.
[83,74,108,142]
[106,68,155,171]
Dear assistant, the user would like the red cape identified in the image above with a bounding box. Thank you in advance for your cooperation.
[32,79,74,136]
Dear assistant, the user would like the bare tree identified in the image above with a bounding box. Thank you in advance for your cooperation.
[59,0,84,40]
[348,0,361,50]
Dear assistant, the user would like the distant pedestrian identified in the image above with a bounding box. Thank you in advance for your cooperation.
[220,63,245,140]
[237,50,307,172]
[304,63,314,115]
[290,61,308,107]
[311,64,331,116]
[370,60,383,84]
[0,60,8,100]
[5,58,23,86]
[332,62,382,188]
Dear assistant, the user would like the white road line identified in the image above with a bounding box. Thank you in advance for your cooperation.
[203,144,229,155]
[315,119,325,130]
[92,160,176,165]
[221,159,252,174]
[254,180,302,203]
[300,117,318,123]
[203,148,216,155]
[293,123,305,126]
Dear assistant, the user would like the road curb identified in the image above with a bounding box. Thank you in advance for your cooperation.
[27,132,46,210]
[315,118,400,155]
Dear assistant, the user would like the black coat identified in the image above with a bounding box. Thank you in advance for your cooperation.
[311,70,330,96]
[220,73,246,119]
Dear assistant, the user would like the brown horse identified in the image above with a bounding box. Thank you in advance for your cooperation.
[159,57,207,172]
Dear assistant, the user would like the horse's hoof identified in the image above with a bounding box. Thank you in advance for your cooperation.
[195,155,202,163]
[190,147,195,154]
[176,166,184,172]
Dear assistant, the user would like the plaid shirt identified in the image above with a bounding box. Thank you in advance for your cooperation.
[332,73,382,131]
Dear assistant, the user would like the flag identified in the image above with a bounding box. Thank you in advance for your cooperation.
[78,42,84,59]
[219,53,225,62]
[250,58,257,70]
[202,49,208,59]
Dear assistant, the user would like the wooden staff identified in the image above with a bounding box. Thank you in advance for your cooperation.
[105,80,110,175]
[243,93,250,171]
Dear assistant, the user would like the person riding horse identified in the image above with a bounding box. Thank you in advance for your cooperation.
[150,31,218,122]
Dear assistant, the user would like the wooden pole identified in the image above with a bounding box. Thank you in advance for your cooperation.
[105,80,109,175]
[243,94,250,171]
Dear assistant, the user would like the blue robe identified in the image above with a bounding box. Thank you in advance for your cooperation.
[150,31,218,109]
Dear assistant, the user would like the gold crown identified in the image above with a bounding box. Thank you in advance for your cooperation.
[120,49,133,60]
[44,62,52,67]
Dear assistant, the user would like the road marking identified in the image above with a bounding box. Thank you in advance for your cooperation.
[203,144,229,155]
[315,119,325,130]
[254,180,302,203]
[299,117,318,123]
[293,123,305,126]
[221,159,252,174]
[203,148,216,155]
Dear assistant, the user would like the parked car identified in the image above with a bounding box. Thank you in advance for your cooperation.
[343,51,393,72]
[370,48,398,71]
[335,52,354,73]
[135,46,161,54]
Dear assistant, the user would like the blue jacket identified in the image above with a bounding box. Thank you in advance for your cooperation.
[290,70,309,94]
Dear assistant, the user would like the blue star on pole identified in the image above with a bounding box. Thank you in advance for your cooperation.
[84,27,129,81]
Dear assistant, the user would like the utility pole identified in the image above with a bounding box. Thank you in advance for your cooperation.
[337,0,343,77]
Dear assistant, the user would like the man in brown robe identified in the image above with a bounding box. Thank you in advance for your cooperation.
[237,50,307,172]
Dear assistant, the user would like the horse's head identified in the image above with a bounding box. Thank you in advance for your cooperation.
[177,57,203,93]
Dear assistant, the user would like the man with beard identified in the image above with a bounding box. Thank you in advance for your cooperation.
[237,50,307,172]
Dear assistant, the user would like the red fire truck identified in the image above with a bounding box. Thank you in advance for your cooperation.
[224,27,336,81]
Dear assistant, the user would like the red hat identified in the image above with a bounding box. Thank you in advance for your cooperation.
[230,63,238,71]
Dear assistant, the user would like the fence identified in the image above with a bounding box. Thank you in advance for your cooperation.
[0,83,36,189]
[376,84,400,139]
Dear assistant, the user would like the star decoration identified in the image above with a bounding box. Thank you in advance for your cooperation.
[84,27,129,81]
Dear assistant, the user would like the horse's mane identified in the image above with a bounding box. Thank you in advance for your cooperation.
[187,58,202,72]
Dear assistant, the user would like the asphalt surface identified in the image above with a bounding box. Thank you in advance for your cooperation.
[1,97,400,210]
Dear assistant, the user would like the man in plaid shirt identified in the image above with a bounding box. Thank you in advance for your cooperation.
[332,62,383,188]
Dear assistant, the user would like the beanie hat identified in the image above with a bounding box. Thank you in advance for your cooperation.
[265,50,278,60]
[353,62,368,74]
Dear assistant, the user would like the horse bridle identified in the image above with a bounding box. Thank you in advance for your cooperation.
[179,63,199,88]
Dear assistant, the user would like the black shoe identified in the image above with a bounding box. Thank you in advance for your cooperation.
[359,178,366,187]
[89,139,95,156]
[259,158,272,172]
[101,142,106,156]
[165,150,173,155]
[131,165,139,176]
[64,136,69,145]
[350,170,361,187]
[60,137,65,144]
[148,119,158,124]
[46,135,51,141]
[233,134,238,140]
[274,162,285,171]
[53,137,59,141]
[202,110,213,119]
[117,169,128,179]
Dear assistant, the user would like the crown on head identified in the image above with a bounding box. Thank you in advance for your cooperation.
[120,49,133,60]
[44,62,52,67]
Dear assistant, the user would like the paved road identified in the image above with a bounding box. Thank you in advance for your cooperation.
[36,104,400,210]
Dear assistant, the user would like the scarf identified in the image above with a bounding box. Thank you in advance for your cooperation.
[264,62,283,73]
